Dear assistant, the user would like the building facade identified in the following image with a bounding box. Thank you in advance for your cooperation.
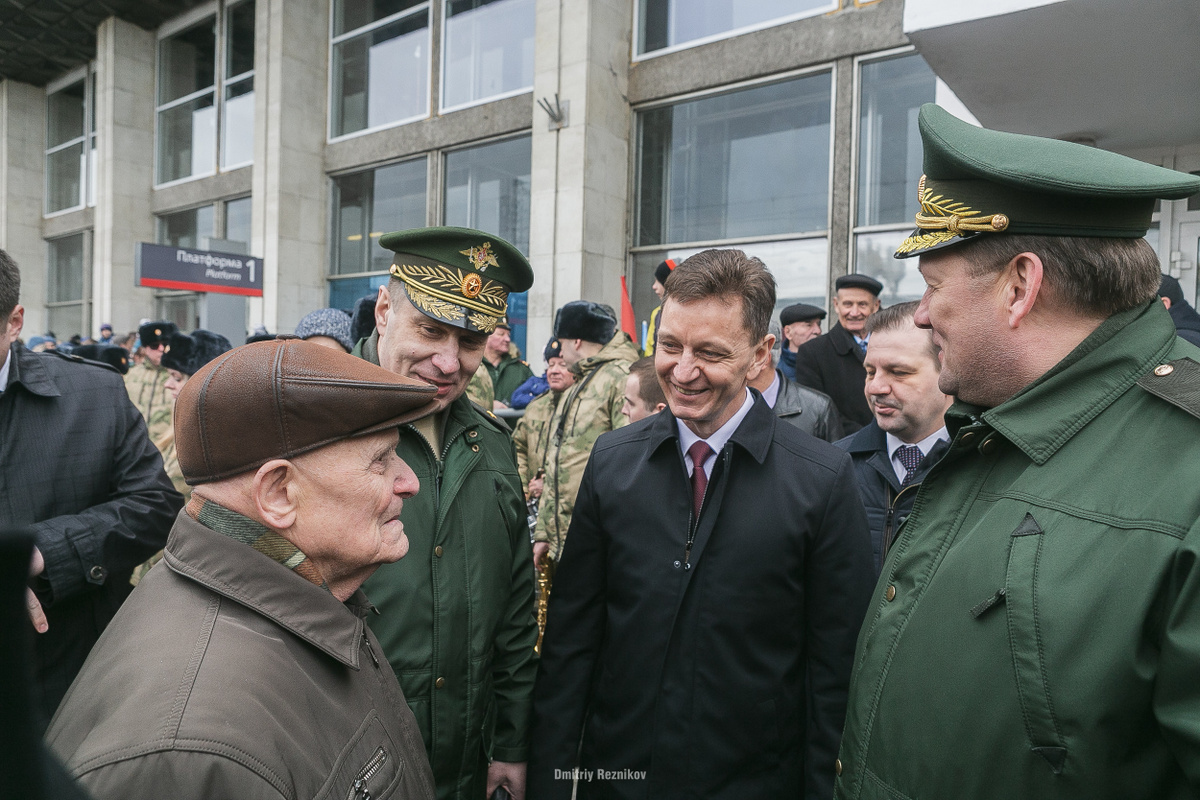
[1,0,1195,363]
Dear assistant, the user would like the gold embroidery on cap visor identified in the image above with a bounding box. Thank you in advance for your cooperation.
[390,260,506,333]
[895,175,1011,255]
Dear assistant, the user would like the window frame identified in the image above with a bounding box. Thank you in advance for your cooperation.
[327,1,433,143]
[154,0,256,188]
[630,64,838,251]
[437,0,536,115]
[44,65,95,217]
[631,0,838,62]
[45,231,91,339]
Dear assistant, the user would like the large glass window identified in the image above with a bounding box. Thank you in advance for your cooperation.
[444,135,531,351]
[329,157,428,308]
[222,1,256,169]
[636,73,832,247]
[853,52,937,305]
[47,233,88,339]
[225,196,253,248]
[637,0,835,57]
[157,2,255,185]
[331,0,429,138]
[158,205,216,248]
[442,0,535,110]
[46,76,92,214]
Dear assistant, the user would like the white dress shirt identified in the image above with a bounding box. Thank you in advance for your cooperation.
[677,388,755,479]
[885,427,949,485]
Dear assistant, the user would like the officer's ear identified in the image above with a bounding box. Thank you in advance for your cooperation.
[252,459,298,530]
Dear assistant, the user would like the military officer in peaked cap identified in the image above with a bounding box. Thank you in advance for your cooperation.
[793,274,883,434]
[353,226,538,800]
[835,104,1200,800]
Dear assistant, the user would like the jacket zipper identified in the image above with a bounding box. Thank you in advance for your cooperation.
[882,482,919,562]
[346,746,389,800]
[362,630,380,668]
[683,447,730,569]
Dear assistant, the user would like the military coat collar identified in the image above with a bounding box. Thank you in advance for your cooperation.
[949,301,1178,466]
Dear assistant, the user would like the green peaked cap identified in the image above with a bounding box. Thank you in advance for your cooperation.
[895,104,1200,258]
[379,226,534,334]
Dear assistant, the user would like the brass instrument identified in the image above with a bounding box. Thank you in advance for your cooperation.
[534,557,555,655]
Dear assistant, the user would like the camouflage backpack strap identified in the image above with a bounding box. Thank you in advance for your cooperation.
[1137,356,1200,420]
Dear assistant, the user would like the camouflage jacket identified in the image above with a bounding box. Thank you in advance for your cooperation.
[512,389,559,492]
[533,332,640,559]
[124,360,173,446]
[466,363,494,408]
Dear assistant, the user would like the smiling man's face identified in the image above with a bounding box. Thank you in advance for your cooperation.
[654,295,769,439]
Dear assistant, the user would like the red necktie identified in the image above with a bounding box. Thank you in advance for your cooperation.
[688,441,714,519]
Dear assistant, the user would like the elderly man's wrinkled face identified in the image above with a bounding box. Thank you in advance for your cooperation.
[375,286,487,413]
[289,428,418,591]
[545,356,574,392]
[835,288,881,334]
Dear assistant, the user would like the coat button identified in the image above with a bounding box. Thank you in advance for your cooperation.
[468,430,478,438]
[471,444,480,452]
[1154,363,1175,376]
[835,758,843,776]
[979,435,997,455]
[89,565,107,581]
[885,584,896,602]
[434,545,443,557]
[959,431,977,447]
[435,677,446,689]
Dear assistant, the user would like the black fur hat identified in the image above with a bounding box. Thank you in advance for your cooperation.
[72,344,130,375]
[350,294,378,346]
[554,301,616,345]
[137,321,177,348]
[162,330,233,377]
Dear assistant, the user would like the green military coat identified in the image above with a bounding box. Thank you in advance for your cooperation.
[533,331,639,560]
[836,302,1200,799]
[485,351,534,408]
[356,334,538,800]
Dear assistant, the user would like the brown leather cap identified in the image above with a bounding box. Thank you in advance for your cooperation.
[175,339,439,485]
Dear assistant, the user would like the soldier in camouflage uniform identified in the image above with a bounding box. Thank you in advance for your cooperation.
[512,338,575,498]
[124,321,176,446]
[532,302,640,567]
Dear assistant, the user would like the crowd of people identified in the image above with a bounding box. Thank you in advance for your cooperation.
[5,104,1200,800]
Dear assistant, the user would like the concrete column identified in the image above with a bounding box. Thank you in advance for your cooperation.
[93,16,157,333]
[249,0,328,334]
[527,0,634,369]
[0,80,47,333]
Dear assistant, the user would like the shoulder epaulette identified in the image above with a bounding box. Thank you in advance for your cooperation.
[1137,356,1200,421]
[470,401,512,433]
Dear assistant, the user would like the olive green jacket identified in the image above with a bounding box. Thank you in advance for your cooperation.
[356,333,538,800]
[836,302,1200,800]
[485,352,534,408]
[533,331,639,560]
[123,360,173,445]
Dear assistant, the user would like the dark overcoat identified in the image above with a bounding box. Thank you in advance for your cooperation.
[528,394,875,800]
[0,344,180,721]
[792,322,872,434]
[835,421,948,574]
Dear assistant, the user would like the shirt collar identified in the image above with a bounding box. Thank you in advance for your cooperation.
[885,427,949,461]
[762,370,781,408]
[676,388,755,470]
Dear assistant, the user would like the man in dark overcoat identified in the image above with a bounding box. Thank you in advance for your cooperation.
[0,250,181,723]
[793,274,883,433]
[528,248,875,800]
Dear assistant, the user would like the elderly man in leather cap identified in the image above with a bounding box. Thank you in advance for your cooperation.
[47,340,440,800]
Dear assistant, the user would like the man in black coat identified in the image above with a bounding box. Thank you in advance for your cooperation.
[528,248,875,800]
[835,302,951,574]
[0,250,181,723]
[793,274,883,434]
[1158,273,1200,346]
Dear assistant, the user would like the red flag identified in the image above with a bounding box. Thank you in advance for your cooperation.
[619,276,639,346]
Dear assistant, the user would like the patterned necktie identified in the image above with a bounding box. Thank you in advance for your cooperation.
[896,444,923,485]
[687,441,714,519]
